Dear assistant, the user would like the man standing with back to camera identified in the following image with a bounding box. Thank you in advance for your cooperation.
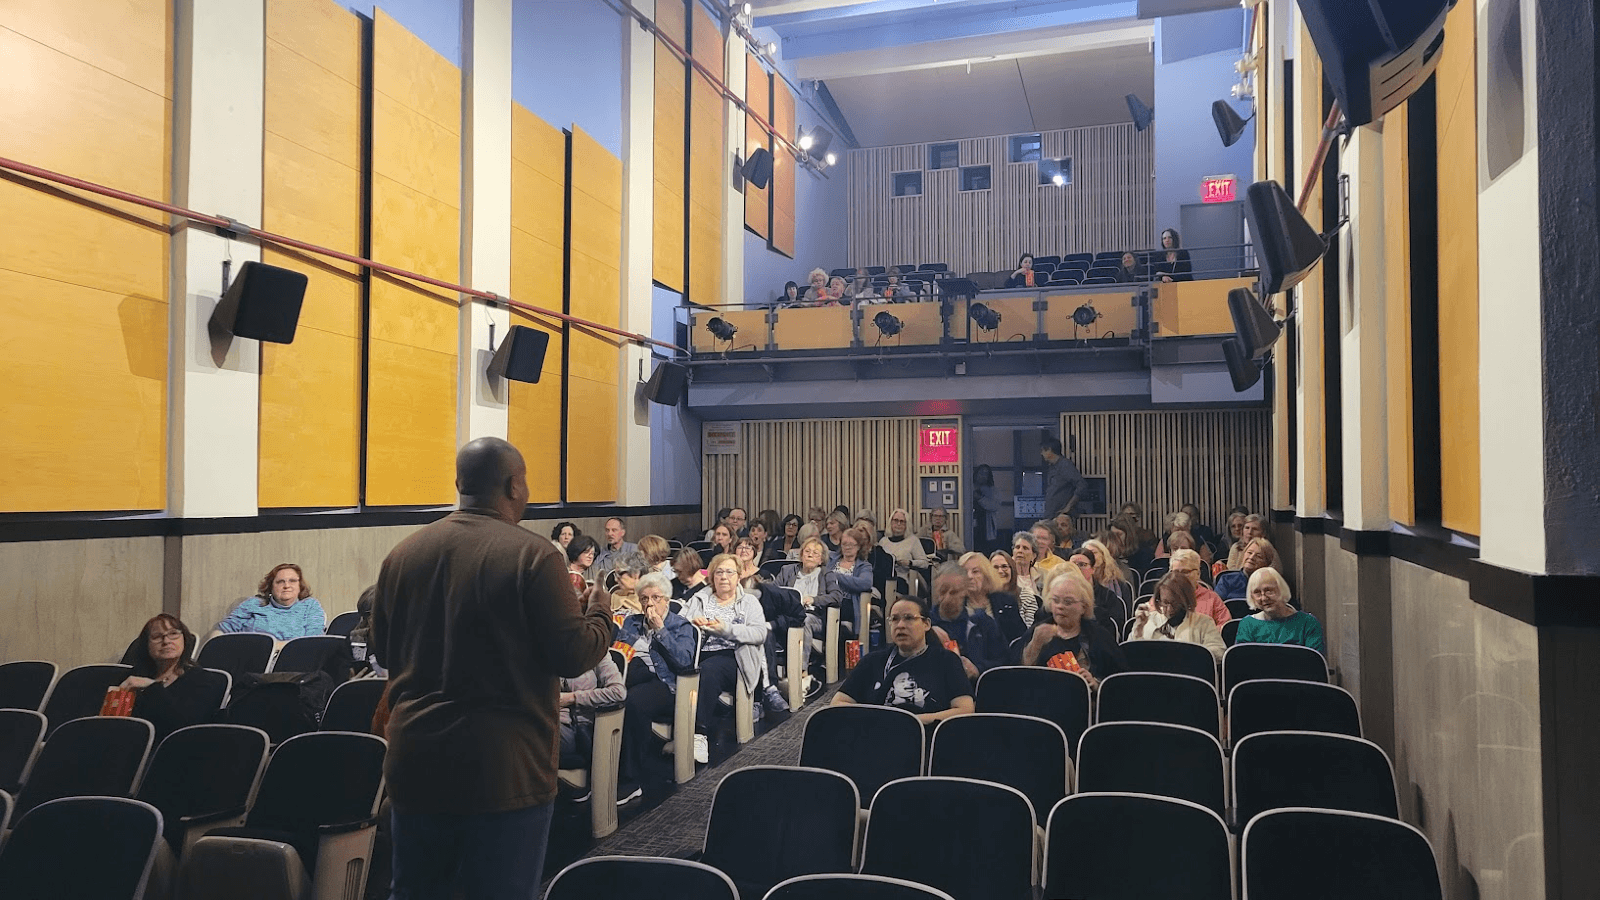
[373,437,615,899]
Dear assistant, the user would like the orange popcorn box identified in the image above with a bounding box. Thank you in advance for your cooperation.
[942,639,960,654]
[611,641,636,663]
[1046,651,1082,673]
[100,687,136,717]
[845,640,862,670]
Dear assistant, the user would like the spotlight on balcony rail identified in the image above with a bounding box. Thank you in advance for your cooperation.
[873,311,902,337]
[1072,303,1100,328]
[706,316,737,341]
[968,302,1001,332]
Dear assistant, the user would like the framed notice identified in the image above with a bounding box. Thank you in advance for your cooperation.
[703,421,741,455]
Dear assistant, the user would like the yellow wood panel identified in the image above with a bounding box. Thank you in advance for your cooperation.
[373,9,461,132]
[565,376,619,503]
[569,261,621,332]
[513,159,564,245]
[370,174,461,282]
[691,2,723,64]
[744,53,770,238]
[508,104,566,505]
[0,179,166,302]
[689,209,724,306]
[656,0,687,43]
[506,307,564,505]
[3,0,171,98]
[654,199,686,292]
[0,270,166,511]
[262,244,362,341]
[773,306,855,350]
[370,276,458,356]
[691,309,769,351]
[0,26,169,201]
[1435,0,1479,535]
[262,133,362,277]
[1382,105,1415,525]
[969,296,1038,342]
[513,104,566,174]
[264,39,363,167]
[1149,277,1254,337]
[511,227,564,307]
[570,199,623,272]
[772,82,796,230]
[571,126,623,213]
[1044,291,1140,339]
[569,325,625,385]
[372,93,461,208]
[264,0,362,86]
[654,40,687,292]
[1294,22,1326,510]
[258,324,361,508]
[365,340,457,506]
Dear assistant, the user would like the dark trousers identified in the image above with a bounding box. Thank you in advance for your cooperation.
[558,719,591,770]
[621,677,674,796]
[696,650,739,733]
[389,802,555,900]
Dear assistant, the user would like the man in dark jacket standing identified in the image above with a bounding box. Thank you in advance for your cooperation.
[1042,435,1086,519]
[373,437,615,899]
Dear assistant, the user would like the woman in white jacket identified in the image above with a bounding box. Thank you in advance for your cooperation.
[1126,572,1226,663]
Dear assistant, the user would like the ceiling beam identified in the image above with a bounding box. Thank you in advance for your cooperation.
[794,19,1151,80]
[771,0,1136,59]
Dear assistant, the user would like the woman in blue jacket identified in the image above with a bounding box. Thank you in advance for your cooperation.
[616,571,700,804]
[829,526,876,629]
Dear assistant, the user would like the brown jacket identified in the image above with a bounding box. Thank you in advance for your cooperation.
[372,508,614,814]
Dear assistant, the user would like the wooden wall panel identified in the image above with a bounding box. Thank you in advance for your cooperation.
[770,80,796,257]
[652,0,687,292]
[0,1,171,512]
[702,418,923,531]
[508,104,567,503]
[1435,0,1480,535]
[366,10,460,506]
[743,53,770,239]
[260,0,363,509]
[1060,410,1273,535]
[844,124,1153,276]
[687,3,725,307]
[566,127,624,503]
[1382,104,1415,525]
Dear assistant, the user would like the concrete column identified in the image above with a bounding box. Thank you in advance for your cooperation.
[459,0,513,445]
[167,0,265,518]
[616,0,657,506]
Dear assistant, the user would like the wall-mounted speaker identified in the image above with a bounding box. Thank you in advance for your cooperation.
[1227,287,1281,358]
[1244,180,1326,295]
[1222,337,1263,392]
[643,360,689,406]
[487,325,551,384]
[741,147,773,190]
[209,261,307,343]
[1297,0,1450,127]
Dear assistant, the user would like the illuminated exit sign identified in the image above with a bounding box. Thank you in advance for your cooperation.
[1201,174,1237,203]
[919,427,959,464]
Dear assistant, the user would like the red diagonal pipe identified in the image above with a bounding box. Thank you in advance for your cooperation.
[1297,102,1342,216]
[0,154,686,354]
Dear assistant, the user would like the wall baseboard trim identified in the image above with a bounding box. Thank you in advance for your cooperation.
[0,504,703,544]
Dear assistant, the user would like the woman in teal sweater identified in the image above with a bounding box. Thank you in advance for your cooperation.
[1234,566,1325,655]
[215,562,327,641]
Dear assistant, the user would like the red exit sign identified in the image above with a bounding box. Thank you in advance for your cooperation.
[1201,174,1237,203]
[919,427,958,464]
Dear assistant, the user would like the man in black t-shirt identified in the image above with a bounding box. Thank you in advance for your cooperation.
[834,597,973,726]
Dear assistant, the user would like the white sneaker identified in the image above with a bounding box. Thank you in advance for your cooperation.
[693,733,709,764]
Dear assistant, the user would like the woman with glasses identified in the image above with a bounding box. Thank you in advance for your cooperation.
[833,596,973,728]
[615,572,700,803]
[213,563,327,641]
[1127,571,1226,663]
[1022,568,1126,689]
[681,553,773,763]
[119,614,228,741]
[1066,545,1127,638]
[772,513,805,560]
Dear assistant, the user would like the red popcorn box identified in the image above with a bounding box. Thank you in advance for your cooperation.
[845,640,861,670]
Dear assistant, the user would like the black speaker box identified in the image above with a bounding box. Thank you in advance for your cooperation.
[1222,337,1263,392]
[1244,180,1326,295]
[209,261,308,343]
[742,147,773,190]
[1298,0,1450,127]
[1227,287,1282,359]
[488,325,551,384]
[644,360,689,406]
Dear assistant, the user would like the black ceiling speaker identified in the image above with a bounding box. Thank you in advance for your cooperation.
[1298,0,1450,127]
[487,325,551,384]
[741,147,773,189]
[209,261,307,343]
[1222,337,1264,392]
[643,360,689,406]
[1244,180,1326,295]
[1125,93,1154,131]
[1227,287,1281,358]
[1212,99,1253,147]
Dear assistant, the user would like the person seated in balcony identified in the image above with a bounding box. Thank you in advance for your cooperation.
[1126,571,1226,663]
[880,268,918,302]
[1114,250,1148,283]
[780,280,801,307]
[1235,566,1325,655]
[845,268,876,303]
[798,267,831,306]
[213,563,327,641]
[1215,537,1279,602]
[1004,252,1039,288]
[1150,228,1193,282]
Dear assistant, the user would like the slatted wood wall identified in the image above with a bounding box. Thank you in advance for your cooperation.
[1060,409,1272,533]
[845,124,1153,276]
[702,418,923,530]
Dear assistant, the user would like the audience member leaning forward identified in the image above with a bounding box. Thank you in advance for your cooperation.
[372,437,615,900]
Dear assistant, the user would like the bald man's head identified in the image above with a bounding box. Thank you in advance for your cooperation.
[456,437,530,522]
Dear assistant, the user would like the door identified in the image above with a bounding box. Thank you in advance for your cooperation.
[1178,200,1244,279]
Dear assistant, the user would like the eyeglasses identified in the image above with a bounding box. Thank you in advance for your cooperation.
[149,631,183,642]
[712,568,740,577]
[888,614,927,624]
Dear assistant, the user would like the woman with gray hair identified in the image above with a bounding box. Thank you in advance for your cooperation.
[615,571,700,804]
[1234,566,1324,655]
[609,551,649,613]
[1215,537,1278,602]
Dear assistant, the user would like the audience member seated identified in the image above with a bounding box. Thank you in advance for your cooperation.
[989,551,1027,626]
[771,513,804,561]
[798,268,830,306]
[1126,572,1226,663]
[743,520,774,564]
[1150,228,1193,282]
[1053,512,1084,553]
[1215,537,1278,602]
[826,275,848,304]
[609,552,648,613]
[558,650,626,775]
[734,538,765,592]
[214,563,327,641]
[708,523,736,559]
[1022,568,1126,687]
[682,554,771,762]
[594,516,639,575]
[853,513,879,545]
[831,526,876,624]
[670,548,707,600]
[748,580,803,715]
[929,564,1008,681]
[1066,545,1126,636]
[820,511,848,554]
[920,506,965,557]
[1114,251,1148,283]
[1181,503,1222,556]
[845,269,875,303]
[1167,549,1230,627]
[1030,521,1067,573]
[1004,252,1040,288]
[776,537,843,648]
[1219,512,1246,570]
[617,573,699,803]
[118,614,225,741]
[879,508,930,582]
[780,280,800,306]
[567,535,599,587]
[1083,537,1134,607]
[1164,530,1215,572]
[550,521,580,552]
[1235,567,1325,654]
[1006,534,1044,621]
[833,595,974,729]
[958,552,1025,642]
[638,534,673,578]
[880,268,918,301]
[797,506,827,544]
[1227,513,1267,570]
[347,585,387,677]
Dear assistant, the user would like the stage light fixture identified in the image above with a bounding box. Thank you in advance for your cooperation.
[1212,99,1254,147]
[968,302,1001,332]
[1052,173,1066,186]
[798,125,833,158]
[1125,93,1154,131]
[873,311,903,337]
[767,41,777,54]
[706,316,737,341]
[824,151,837,166]
[1072,304,1100,328]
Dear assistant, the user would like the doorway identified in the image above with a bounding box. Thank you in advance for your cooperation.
[966,420,1058,554]
[1178,200,1244,279]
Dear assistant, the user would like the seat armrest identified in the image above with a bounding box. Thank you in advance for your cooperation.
[179,806,249,827]
[316,817,379,836]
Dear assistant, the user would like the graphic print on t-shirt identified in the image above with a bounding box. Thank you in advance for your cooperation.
[888,671,931,708]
